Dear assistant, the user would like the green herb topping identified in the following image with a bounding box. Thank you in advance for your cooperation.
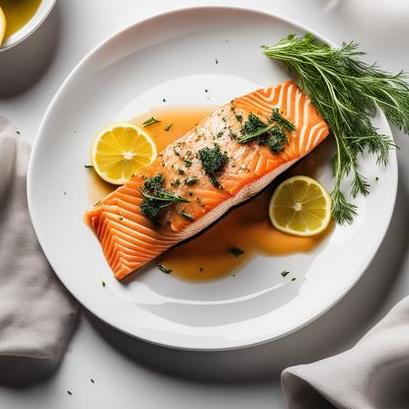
[180,211,194,221]
[164,124,173,132]
[185,176,198,186]
[142,116,161,127]
[228,247,244,257]
[158,264,172,274]
[262,34,407,224]
[84,164,94,169]
[238,109,295,153]
[197,143,228,187]
[140,174,189,222]
[281,271,290,277]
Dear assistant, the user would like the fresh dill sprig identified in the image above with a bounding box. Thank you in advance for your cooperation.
[262,34,404,224]
[140,174,189,222]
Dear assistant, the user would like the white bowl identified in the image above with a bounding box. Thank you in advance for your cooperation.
[0,0,56,51]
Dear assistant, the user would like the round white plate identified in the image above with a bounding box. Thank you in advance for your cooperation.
[28,6,397,350]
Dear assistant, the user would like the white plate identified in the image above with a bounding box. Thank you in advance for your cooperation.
[28,6,397,350]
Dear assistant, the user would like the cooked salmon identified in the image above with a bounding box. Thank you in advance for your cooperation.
[85,80,329,280]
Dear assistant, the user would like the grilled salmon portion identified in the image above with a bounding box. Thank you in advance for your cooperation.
[85,80,329,280]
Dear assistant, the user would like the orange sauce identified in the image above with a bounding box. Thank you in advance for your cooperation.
[88,105,333,282]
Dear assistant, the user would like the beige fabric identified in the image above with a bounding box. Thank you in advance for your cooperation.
[282,297,409,409]
[0,117,78,385]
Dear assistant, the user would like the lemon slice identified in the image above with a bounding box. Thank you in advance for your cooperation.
[269,175,332,236]
[92,123,157,185]
[0,6,6,46]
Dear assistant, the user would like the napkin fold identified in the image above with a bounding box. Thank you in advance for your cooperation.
[0,117,78,386]
[282,296,409,409]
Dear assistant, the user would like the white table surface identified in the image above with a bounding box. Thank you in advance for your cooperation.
[1,0,409,407]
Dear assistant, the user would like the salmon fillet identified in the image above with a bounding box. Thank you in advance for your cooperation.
[85,80,329,280]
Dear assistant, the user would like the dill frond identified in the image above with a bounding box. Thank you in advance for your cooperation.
[262,34,407,223]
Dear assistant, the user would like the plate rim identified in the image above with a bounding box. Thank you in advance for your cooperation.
[27,5,398,351]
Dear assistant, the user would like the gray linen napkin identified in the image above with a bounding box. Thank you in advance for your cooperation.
[282,296,409,409]
[0,117,78,386]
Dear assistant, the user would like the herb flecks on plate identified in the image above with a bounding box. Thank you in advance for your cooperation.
[158,264,172,274]
[238,109,295,153]
[140,174,189,223]
[143,116,161,127]
[197,143,228,187]
[262,34,408,224]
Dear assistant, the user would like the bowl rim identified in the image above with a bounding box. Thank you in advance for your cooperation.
[0,0,57,52]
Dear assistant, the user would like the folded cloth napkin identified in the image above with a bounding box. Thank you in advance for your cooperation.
[282,296,409,409]
[0,117,78,386]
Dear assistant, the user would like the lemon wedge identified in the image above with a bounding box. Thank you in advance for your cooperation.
[0,6,6,46]
[269,175,332,236]
[92,123,157,185]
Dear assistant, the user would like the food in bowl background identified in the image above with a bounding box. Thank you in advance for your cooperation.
[0,0,55,50]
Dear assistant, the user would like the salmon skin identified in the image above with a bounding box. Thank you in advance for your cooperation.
[85,80,329,280]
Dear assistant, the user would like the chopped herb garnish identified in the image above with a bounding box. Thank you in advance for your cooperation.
[67,391,72,396]
[281,271,290,277]
[178,169,185,175]
[180,211,194,221]
[269,108,296,132]
[185,176,198,186]
[291,277,297,282]
[183,159,193,167]
[170,179,181,187]
[164,124,173,132]
[140,174,189,222]
[216,131,224,138]
[84,164,94,169]
[142,116,161,127]
[215,58,219,64]
[158,264,172,274]
[238,109,295,153]
[228,247,244,257]
[197,143,228,187]
[90,378,95,384]
[101,281,106,287]
[235,114,243,123]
